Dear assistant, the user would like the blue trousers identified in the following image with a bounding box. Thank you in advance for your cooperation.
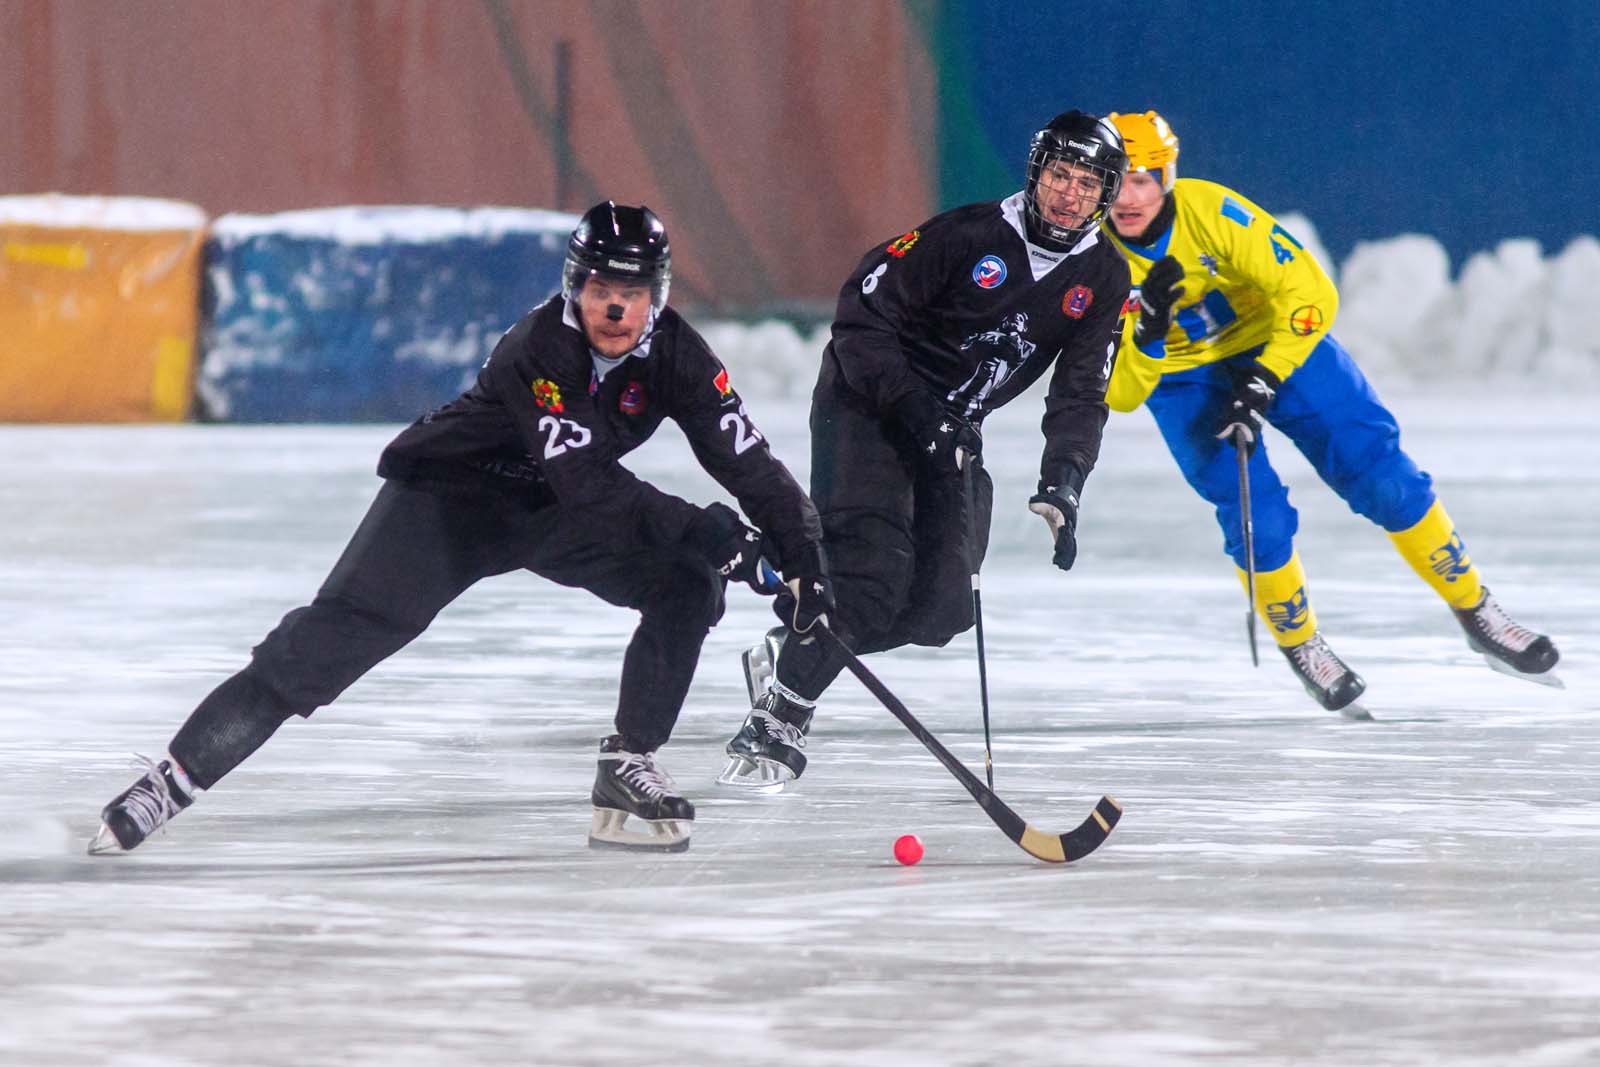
[1144,336,1436,570]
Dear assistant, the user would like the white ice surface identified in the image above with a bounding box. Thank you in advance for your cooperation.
[1,388,1597,1066]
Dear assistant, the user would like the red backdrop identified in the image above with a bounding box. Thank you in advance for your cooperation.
[0,0,937,308]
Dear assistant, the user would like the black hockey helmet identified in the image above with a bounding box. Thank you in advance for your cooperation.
[1024,111,1129,251]
[562,201,672,313]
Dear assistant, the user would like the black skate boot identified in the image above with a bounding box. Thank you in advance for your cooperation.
[588,735,694,852]
[1281,632,1370,719]
[718,627,815,791]
[717,690,814,792]
[87,756,197,855]
[1452,588,1562,687]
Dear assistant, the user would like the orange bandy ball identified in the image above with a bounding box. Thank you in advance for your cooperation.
[893,834,924,865]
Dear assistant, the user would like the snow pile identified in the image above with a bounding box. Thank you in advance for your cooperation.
[211,205,579,247]
[1338,233,1600,384]
[707,225,1600,395]
[0,193,207,231]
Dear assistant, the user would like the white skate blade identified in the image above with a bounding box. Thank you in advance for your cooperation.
[587,807,691,853]
[86,823,126,856]
[715,755,793,794]
[1338,701,1375,722]
[1480,654,1565,689]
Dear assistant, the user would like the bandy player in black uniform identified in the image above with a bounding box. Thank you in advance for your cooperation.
[89,202,828,854]
[719,111,1132,790]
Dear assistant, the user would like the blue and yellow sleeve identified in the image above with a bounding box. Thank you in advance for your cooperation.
[1202,184,1338,381]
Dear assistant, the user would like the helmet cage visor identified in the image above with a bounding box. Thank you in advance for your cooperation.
[1025,150,1125,249]
[561,255,671,315]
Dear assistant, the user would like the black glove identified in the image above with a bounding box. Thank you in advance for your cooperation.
[896,388,982,475]
[1028,485,1080,572]
[1216,361,1281,456]
[771,542,835,633]
[1132,255,1186,349]
[685,502,764,589]
[1028,467,1084,572]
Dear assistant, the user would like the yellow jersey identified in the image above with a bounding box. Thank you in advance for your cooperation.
[1103,178,1337,412]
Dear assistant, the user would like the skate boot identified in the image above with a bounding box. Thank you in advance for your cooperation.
[87,756,197,855]
[588,735,694,852]
[741,626,787,707]
[1453,588,1562,687]
[1281,632,1370,719]
[717,627,815,792]
[717,690,815,792]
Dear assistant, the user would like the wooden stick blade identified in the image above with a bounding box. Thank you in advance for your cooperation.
[817,624,1121,865]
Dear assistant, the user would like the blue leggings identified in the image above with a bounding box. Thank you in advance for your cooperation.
[1144,335,1436,570]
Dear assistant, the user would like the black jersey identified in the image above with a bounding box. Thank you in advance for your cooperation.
[379,297,822,566]
[823,191,1130,482]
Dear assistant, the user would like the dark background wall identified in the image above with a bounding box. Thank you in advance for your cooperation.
[933,0,1600,271]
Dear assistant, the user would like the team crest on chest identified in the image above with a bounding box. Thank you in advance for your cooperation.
[531,378,564,413]
[972,255,1007,289]
[619,380,648,416]
[1062,285,1094,319]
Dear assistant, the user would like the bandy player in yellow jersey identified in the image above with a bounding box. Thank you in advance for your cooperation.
[1101,110,1560,713]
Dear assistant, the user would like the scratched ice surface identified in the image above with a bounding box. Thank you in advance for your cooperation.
[1,388,1597,1066]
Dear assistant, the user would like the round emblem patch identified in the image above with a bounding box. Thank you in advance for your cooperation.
[1289,304,1325,336]
[972,255,1007,289]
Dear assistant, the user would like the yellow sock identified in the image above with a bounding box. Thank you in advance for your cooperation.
[1387,500,1484,610]
[1236,551,1319,648]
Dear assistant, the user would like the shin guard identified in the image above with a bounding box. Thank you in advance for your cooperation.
[1239,551,1319,648]
[1388,500,1484,610]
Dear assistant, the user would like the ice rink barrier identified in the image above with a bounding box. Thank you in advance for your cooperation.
[198,207,578,422]
[0,195,206,422]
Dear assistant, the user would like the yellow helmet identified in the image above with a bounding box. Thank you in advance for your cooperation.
[1109,111,1179,188]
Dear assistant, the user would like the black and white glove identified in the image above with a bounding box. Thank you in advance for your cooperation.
[1216,361,1281,456]
[1132,255,1186,350]
[1028,479,1081,572]
[786,574,837,633]
[685,502,765,590]
[896,389,982,475]
[771,543,836,633]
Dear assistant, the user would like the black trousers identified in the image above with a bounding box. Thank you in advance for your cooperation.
[773,380,992,704]
[171,479,725,788]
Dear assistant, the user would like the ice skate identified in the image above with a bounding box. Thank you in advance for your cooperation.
[1453,588,1563,688]
[717,627,815,792]
[741,626,786,706]
[87,756,197,855]
[588,735,693,853]
[1281,632,1370,720]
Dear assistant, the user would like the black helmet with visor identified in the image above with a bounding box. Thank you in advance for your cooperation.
[561,201,672,313]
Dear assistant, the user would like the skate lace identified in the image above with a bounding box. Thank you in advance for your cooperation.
[757,710,807,749]
[612,752,678,802]
[120,755,183,835]
[1471,596,1536,652]
[1289,635,1347,689]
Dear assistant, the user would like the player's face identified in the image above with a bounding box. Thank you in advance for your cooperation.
[578,275,653,358]
[1110,171,1165,238]
[1035,159,1105,231]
